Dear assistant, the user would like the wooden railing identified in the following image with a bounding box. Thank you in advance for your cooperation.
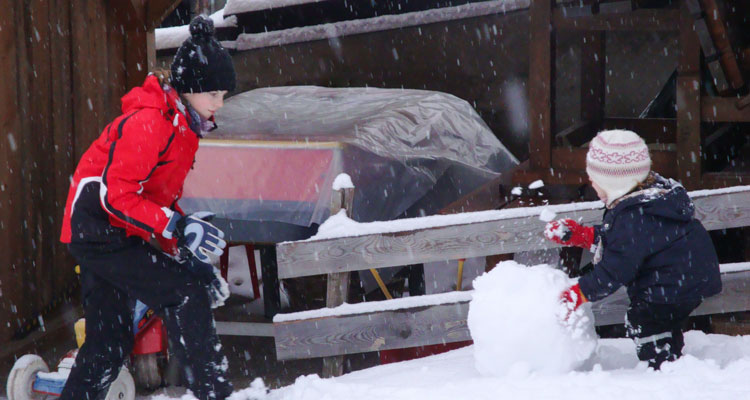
[273,186,750,372]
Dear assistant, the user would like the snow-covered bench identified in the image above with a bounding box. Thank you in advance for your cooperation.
[273,186,750,373]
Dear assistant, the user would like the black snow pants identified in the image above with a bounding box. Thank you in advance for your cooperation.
[60,236,233,400]
[625,298,701,370]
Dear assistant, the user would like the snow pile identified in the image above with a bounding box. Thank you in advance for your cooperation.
[332,173,354,190]
[468,261,597,376]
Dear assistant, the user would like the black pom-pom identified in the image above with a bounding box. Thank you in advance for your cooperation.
[189,16,215,39]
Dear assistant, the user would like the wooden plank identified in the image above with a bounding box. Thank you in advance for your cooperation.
[528,0,554,171]
[215,321,274,337]
[601,118,676,144]
[701,97,750,122]
[12,0,38,338]
[50,0,76,295]
[555,120,591,147]
[701,172,750,189]
[111,0,145,29]
[146,0,182,30]
[275,269,750,359]
[593,270,750,325]
[276,188,750,279]
[124,25,149,90]
[580,30,605,132]
[0,0,26,343]
[278,205,603,279]
[676,1,701,190]
[27,0,55,311]
[275,301,472,360]
[72,0,109,155]
[552,8,679,31]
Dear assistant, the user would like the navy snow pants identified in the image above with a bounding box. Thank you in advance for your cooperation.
[60,237,232,400]
[625,299,701,370]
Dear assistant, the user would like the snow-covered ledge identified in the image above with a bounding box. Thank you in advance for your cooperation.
[233,0,531,51]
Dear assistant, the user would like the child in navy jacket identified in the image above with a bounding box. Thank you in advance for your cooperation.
[545,129,722,369]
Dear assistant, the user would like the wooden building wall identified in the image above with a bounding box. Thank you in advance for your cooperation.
[0,0,173,344]
[158,10,677,160]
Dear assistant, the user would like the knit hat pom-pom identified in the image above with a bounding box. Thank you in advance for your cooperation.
[189,16,215,39]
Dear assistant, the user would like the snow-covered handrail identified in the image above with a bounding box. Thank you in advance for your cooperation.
[275,186,750,279]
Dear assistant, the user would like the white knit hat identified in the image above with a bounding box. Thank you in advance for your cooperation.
[586,130,651,205]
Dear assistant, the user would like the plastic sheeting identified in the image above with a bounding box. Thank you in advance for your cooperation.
[180,86,518,230]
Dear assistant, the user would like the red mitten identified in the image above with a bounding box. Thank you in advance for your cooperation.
[544,219,595,250]
[561,283,588,311]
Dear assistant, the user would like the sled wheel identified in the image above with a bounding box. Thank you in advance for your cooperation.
[105,367,135,400]
[6,354,49,400]
[132,353,162,391]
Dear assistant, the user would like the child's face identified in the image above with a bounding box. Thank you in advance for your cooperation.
[590,179,608,203]
[183,91,228,120]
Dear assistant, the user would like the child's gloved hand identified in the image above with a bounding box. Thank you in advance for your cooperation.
[560,283,588,311]
[164,211,226,263]
[183,257,230,308]
[544,219,595,250]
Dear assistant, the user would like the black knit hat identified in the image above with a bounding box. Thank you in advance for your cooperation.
[171,16,236,93]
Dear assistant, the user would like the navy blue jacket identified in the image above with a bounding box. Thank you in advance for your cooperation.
[578,175,722,304]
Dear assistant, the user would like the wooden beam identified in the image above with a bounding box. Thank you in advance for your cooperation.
[580,30,605,131]
[275,300,473,360]
[274,268,750,359]
[676,1,702,190]
[111,0,146,30]
[529,0,555,171]
[555,120,592,147]
[275,188,750,279]
[146,0,182,31]
[701,172,750,190]
[552,8,680,31]
[701,97,750,122]
[215,321,274,337]
[321,186,355,378]
[601,118,676,144]
[593,269,750,325]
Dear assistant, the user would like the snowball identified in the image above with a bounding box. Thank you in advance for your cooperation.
[538,208,557,222]
[468,261,597,376]
[511,186,523,196]
[544,220,567,241]
[528,180,544,189]
[332,173,354,190]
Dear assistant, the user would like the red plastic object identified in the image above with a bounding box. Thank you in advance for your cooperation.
[379,341,473,364]
[132,317,166,355]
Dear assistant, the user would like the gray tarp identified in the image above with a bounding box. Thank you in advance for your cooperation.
[181,86,518,230]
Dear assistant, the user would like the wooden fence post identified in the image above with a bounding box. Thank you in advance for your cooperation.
[321,185,355,378]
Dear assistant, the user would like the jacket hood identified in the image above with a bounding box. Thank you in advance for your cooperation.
[121,75,176,115]
[613,173,694,222]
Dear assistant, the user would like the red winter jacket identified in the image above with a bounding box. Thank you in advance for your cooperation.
[60,75,199,250]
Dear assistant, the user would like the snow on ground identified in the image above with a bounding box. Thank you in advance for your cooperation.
[139,261,750,400]
[141,332,750,400]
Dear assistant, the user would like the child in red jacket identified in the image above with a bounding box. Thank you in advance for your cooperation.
[59,17,236,400]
